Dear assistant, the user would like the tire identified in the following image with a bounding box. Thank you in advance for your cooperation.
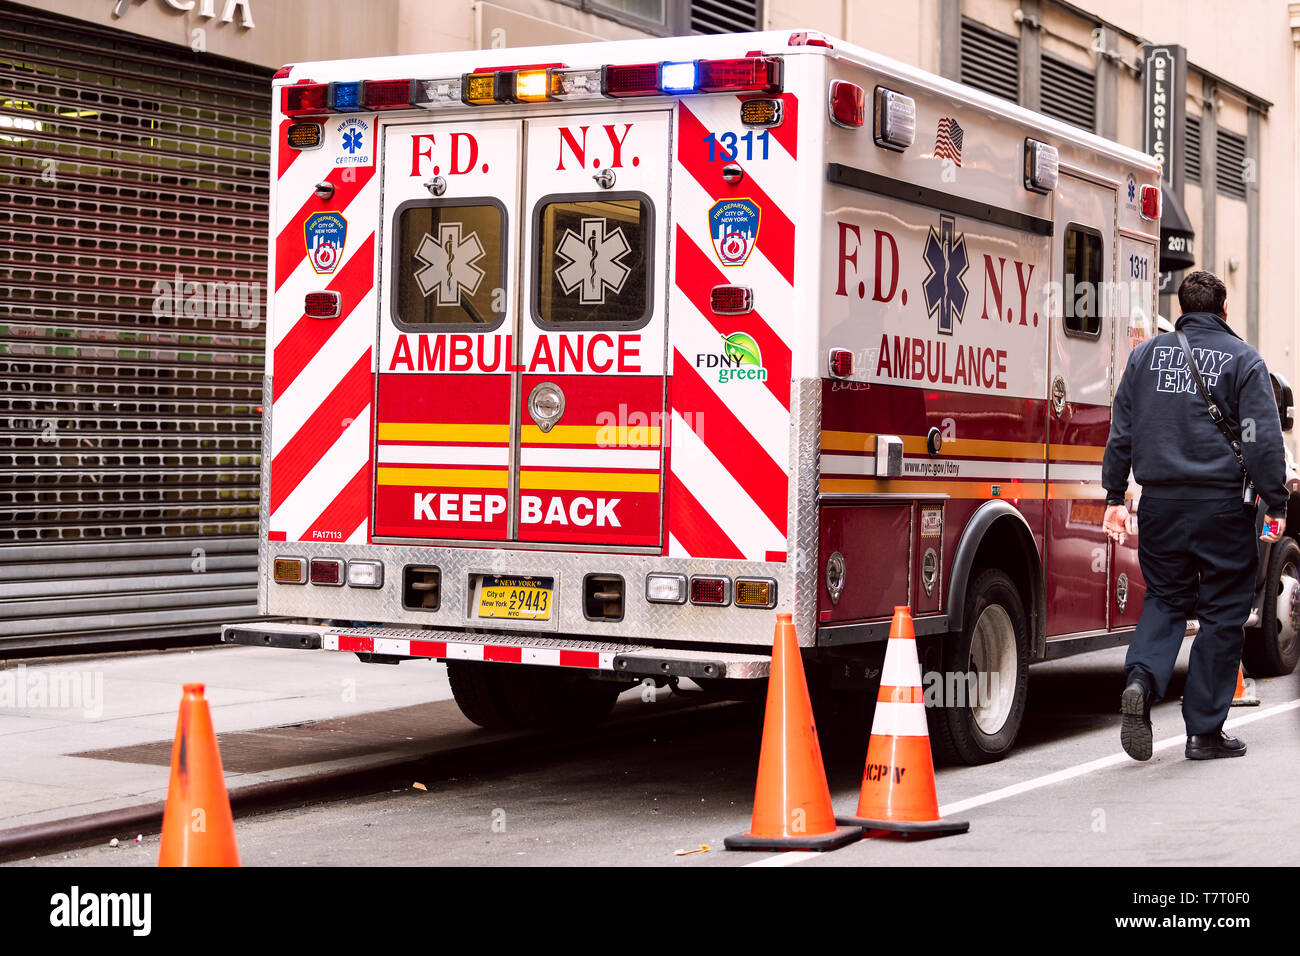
[1242,537,1300,677]
[927,568,1030,765]
[446,660,523,731]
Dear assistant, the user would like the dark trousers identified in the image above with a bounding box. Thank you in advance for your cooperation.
[1124,495,1258,735]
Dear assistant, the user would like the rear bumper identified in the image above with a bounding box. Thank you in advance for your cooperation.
[221,622,770,679]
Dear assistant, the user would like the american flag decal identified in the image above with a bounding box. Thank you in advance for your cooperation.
[934,117,964,167]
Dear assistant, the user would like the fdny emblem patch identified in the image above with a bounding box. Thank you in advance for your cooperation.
[709,198,761,267]
[304,211,348,275]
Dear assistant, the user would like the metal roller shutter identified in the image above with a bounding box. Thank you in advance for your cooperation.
[959,17,1019,104]
[1040,51,1095,132]
[0,3,270,653]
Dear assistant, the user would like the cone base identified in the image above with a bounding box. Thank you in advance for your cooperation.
[836,814,969,837]
[724,825,861,852]
[1230,698,1260,706]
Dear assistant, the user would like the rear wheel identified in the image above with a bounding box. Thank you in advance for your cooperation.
[447,661,623,731]
[928,568,1030,765]
[1243,537,1300,677]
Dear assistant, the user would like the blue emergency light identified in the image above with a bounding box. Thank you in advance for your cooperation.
[659,61,697,94]
[328,81,363,111]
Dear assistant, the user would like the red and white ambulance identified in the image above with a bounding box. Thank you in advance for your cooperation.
[223,29,1298,763]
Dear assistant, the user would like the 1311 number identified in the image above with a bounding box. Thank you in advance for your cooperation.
[702,130,771,162]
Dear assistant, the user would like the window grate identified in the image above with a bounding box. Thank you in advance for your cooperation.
[1185,114,1201,184]
[1041,52,1095,132]
[691,0,762,34]
[959,17,1019,103]
[1215,128,1248,200]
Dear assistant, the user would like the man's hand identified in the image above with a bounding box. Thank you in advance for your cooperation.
[1260,515,1287,543]
[1103,504,1130,546]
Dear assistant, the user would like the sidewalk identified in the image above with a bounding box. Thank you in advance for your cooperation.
[0,645,463,830]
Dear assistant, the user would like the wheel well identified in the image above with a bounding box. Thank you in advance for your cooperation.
[947,507,1046,659]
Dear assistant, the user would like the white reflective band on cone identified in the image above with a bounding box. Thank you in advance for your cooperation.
[869,700,930,737]
[880,636,925,686]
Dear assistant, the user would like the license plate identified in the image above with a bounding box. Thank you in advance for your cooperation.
[476,576,553,621]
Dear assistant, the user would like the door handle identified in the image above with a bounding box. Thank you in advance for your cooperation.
[1051,375,1067,415]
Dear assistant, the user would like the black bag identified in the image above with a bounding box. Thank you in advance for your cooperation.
[1175,329,1254,504]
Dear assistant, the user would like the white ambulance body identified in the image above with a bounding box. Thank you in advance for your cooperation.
[223,29,1172,760]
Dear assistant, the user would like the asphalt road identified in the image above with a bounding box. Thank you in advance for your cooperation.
[15,642,1300,867]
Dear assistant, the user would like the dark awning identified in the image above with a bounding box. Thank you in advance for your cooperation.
[1159,186,1196,273]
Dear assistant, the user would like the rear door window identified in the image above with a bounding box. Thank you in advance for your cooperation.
[532,193,653,329]
[391,198,506,330]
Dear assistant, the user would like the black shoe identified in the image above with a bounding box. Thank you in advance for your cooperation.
[1185,732,1247,759]
[1120,680,1153,761]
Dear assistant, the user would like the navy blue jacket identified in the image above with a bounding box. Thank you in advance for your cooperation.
[1102,312,1288,517]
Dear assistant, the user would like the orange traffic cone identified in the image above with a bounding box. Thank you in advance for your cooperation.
[837,606,968,837]
[1231,662,1259,706]
[725,614,860,851]
[158,684,241,866]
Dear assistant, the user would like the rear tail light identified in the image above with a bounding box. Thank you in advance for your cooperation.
[1140,184,1162,220]
[347,560,384,588]
[645,573,687,605]
[690,575,731,607]
[328,81,363,112]
[830,80,865,128]
[552,68,604,100]
[272,65,294,81]
[873,86,916,151]
[309,558,344,586]
[362,79,412,110]
[282,83,327,116]
[829,348,854,378]
[603,62,661,97]
[273,557,306,584]
[697,57,781,94]
[412,77,463,108]
[710,285,753,315]
[1024,138,1059,193]
[734,578,776,608]
[304,291,341,318]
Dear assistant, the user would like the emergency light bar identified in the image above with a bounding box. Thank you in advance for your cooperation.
[282,56,784,115]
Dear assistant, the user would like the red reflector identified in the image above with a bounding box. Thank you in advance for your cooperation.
[788,31,833,48]
[273,64,294,80]
[363,79,412,110]
[309,558,343,586]
[1140,184,1162,220]
[283,82,327,116]
[304,291,341,318]
[830,80,865,128]
[829,348,854,377]
[710,285,753,314]
[697,57,781,94]
[603,62,661,97]
[690,576,730,606]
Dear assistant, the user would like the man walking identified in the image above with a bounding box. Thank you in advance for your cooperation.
[1102,271,1288,761]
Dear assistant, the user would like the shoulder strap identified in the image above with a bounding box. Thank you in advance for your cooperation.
[1175,329,1247,474]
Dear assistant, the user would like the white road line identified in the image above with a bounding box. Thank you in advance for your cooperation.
[742,697,1300,867]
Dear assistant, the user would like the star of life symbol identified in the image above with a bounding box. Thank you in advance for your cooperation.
[343,128,363,154]
[922,214,969,335]
[413,223,485,305]
[554,217,630,305]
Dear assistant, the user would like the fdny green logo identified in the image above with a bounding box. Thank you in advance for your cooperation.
[695,332,767,384]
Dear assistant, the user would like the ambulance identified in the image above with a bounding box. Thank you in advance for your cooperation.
[222,30,1299,764]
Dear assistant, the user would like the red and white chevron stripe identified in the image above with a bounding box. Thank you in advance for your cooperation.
[666,96,798,563]
[267,121,379,544]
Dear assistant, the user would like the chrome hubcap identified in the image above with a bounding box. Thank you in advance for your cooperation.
[969,605,1017,736]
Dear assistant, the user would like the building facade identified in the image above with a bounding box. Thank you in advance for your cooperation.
[1,0,1295,651]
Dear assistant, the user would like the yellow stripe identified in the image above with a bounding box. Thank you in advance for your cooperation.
[521,424,661,447]
[818,478,1110,500]
[377,467,508,489]
[520,471,660,493]
[377,423,509,443]
[820,430,1105,463]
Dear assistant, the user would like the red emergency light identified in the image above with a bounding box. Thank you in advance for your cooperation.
[710,285,753,315]
[363,79,414,110]
[282,82,327,116]
[697,57,782,94]
[304,292,341,318]
[1140,184,1161,221]
[829,348,854,378]
[690,576,730,606]
[829,80,865,128]
[602,62,662,97]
